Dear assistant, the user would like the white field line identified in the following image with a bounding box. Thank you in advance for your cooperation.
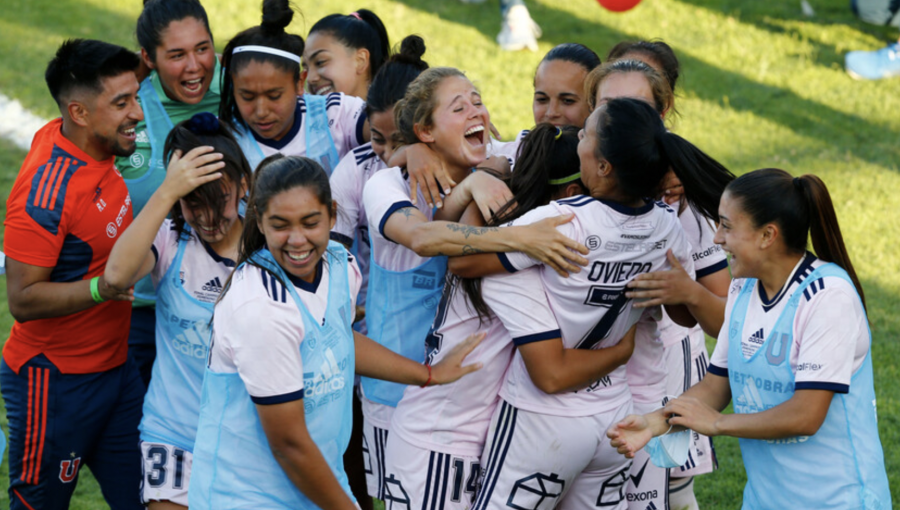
[0,92,50,151]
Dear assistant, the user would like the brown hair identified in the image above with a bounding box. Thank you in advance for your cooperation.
[725,169,865,309]
[394,67,467,146]
[585,59,673,116]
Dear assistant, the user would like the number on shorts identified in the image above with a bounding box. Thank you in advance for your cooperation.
[450,459,482,503]
[146,445,187,489]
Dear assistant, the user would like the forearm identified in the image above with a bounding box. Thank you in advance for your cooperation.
[105,190,174,289]
[353,332,429,385]
[522,341,632,394]
[267,425,357,509]
[8,279,98,322]
[681,373,732,412]
[433,180,474,222]
[684,284,727,337]
[408,221,524,257]
[714,390,832,439]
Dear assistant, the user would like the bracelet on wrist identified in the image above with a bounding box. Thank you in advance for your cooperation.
[90,276,106,304]
[420,364,433,388]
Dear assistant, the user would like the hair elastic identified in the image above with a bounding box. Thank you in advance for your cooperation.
[349,11,363,20]
[554,126,563,140]
[548,172,581,185]
[233,45,301,64]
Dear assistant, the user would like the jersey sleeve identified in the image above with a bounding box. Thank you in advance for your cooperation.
[707,279,745,376]
[3,185,70,268]
[497,203,578,273]
[218,290,307,405]
[150,220,178,287]
[330,151,361,247]
[347,254,363,323]
[482,268,561,345]
[327,93,367,156]
[363,169,414,244]
[792,282,866,393]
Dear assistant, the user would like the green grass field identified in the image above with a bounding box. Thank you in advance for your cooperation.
[1,0,899,508]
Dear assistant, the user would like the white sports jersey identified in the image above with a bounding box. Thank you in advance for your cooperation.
[253,92,366,161]
[330,143,387,331]
[485,129,528,169]
[150,219,236,303]
[363,166,433,271]
[391,268,561,457]
[627,202,724,405]
[209,251,362,403]
[709,253,868,393]
[498,196,693,416]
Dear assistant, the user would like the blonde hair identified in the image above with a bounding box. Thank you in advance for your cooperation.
[394,67,467,146]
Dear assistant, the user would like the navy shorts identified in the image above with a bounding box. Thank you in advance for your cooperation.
[1,354,144,510]
[127,305,157,388]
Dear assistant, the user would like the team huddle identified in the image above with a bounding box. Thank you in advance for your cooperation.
[1,0,892,509]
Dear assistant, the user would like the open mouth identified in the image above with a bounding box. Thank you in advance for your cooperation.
[312,83,334,95]
[284,249,314,266]
[464,124,485,146]
[197,224,220,237]
[182,77,205,96]
[120,126,137,141]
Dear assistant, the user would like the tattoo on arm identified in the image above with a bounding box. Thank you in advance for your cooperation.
[462,245,485,255]
[446,223,498,238]
[397,207,416,219]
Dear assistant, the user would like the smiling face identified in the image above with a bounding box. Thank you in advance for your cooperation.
[303,31,368,98]
[144,17,216,105]
[416,75,490,173]
[714,191,764,279]
[533,59,591,127]
[232,60,302,141]
[369,109,398,164]
[84,72,144,159]
[180,176,246,247]
[257,185,336,283]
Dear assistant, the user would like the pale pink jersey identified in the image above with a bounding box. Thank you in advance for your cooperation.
[254,92,366,161]
[499,196,693,417]
[363,167,434,271]
[626,202,723,405]
[486,129,528,170]
[391,268,560,457]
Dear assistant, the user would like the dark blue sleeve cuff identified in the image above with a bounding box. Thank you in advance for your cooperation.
[150,245,159,264]
[795,381,849,394]
[497,253,518,273]
[251,388,305,405]
[330,231,354,248]
[696,259,728,279]
[355,110,368,146]
[707,363,728,377]
[513,329,561,346]
[378,201,415,243]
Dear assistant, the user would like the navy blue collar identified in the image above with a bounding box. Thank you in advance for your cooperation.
[252,98,303,150]
[758,252,817,308]
[598,198,655,216]
[199,237,236,267]
[285,258,324,294]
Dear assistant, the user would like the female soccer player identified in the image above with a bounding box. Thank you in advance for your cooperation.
[303,9,391,100]
[359,67,589,501]
[187,154,484,510]
[609,169,892,510]
[384,123,637,510]
[104,113,248,509]
[120,0,222,386]
[470,98,733,510]
[586,58,730,510]
[219,0,368,174]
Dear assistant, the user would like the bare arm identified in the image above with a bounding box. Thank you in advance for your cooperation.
[256,400,357,510]
[383,207,588,276]
[517,324,636,394]
[435,164,513,223]
[6,257,132,323]
[446,202,508,278]
[354,331,484,385]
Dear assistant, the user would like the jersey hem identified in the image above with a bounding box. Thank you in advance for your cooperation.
[250,388,305,405]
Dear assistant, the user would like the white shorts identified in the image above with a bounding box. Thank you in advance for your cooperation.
[140,441,193,506]
[663,334,717,477]
[361,394,395,500]
[473,400,633,510]
[383,433,482,510]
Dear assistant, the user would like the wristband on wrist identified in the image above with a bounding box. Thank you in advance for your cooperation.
[420,364,433,387]
[90,277,105,304]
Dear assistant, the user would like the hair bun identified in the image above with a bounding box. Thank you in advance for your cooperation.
[260,0,294,34]
[186,112,220,135]
[393,35,427,70]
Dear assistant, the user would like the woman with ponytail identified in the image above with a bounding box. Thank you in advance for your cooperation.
[220,0,369,175]
[609,169,891,510]
[104,113,250,509]
[187,155,484,510]
[303,9,391,100]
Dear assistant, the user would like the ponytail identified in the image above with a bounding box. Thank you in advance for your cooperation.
[726,169,865,310]
[367,35,429,116]
[655,130,734,222]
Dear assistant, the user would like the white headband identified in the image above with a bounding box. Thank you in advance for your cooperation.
[232,45,301,64]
